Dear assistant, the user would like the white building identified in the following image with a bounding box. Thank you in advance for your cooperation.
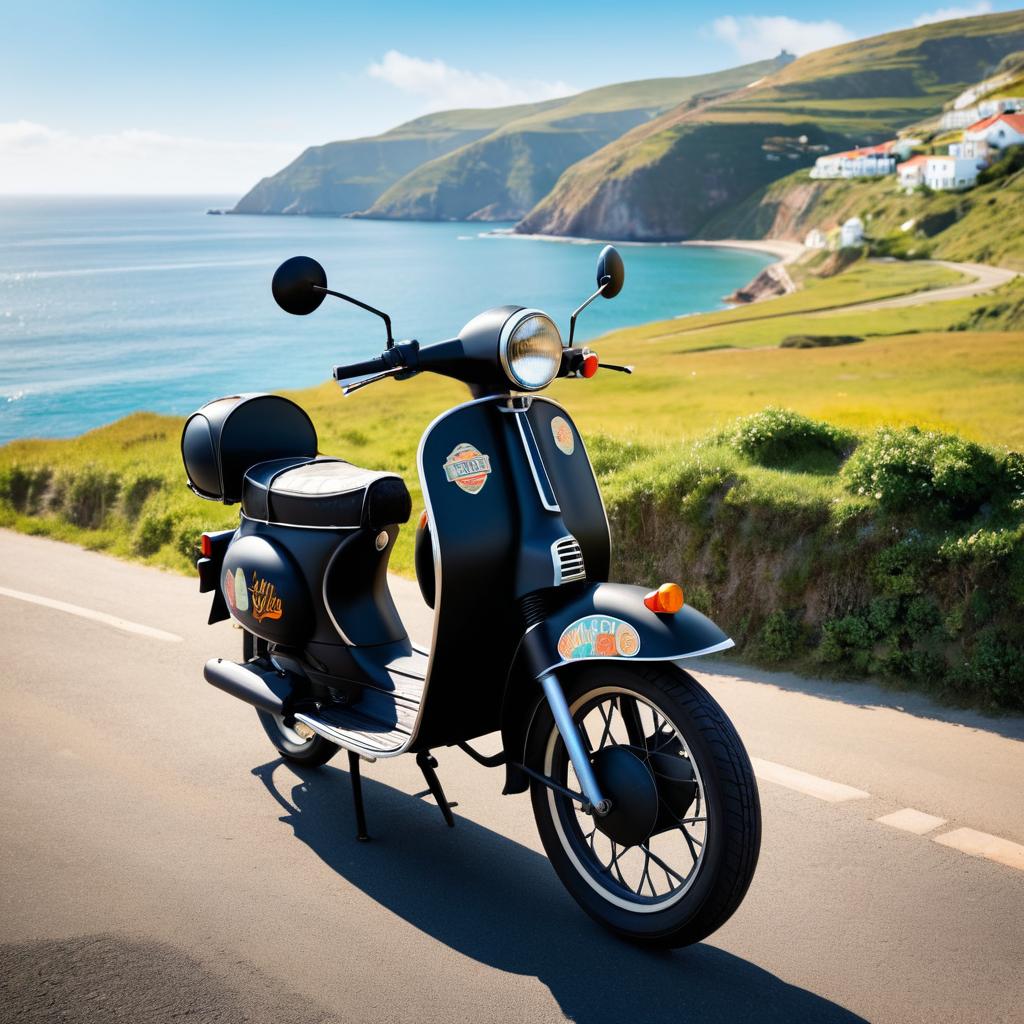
[900,154,979,192]
[810,143,897,179]
[964,112,1024,152]
[839,217,864,248]
[804,228,828,250]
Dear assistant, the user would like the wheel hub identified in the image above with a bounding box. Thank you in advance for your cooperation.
[589,746,659,847]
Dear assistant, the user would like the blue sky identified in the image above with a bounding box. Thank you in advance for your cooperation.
[1,0,1017,193]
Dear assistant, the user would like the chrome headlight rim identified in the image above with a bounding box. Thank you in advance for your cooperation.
[498,308,564,392]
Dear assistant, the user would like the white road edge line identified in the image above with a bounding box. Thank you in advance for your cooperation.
[751,757,870,802]
[0,585,183,643]
[876,807,947,835]
[933,828,1024,873]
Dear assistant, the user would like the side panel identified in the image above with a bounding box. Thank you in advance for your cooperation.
[527,398,611,581]
[415,398,522,748]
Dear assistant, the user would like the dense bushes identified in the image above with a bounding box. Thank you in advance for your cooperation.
[727,407,855,472]
[601,412,1024,712]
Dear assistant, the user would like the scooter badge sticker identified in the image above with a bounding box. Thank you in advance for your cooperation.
[248,573,283,623]
[551,415,574,456]
[234,567,249,613]
[443,442,492,495]
[557,615,641,661]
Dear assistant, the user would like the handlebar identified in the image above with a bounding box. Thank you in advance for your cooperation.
[332,354,392,380]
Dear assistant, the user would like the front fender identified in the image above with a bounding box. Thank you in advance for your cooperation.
[498,582,732,794]
[522,581,732,678]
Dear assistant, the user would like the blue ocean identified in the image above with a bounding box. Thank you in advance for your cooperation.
[0,196,771,444]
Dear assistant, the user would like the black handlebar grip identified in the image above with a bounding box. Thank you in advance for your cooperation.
[333,354,390,380]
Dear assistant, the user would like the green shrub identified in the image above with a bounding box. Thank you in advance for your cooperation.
[780,334,862,349]
[0,464,53,513]
[122,472,166,520]
[729,408,855,471]
[56,466,121,528]
[133,510,174,556]
[841,426,1003,517]
[817,613,874,673]
[755,610,803,663]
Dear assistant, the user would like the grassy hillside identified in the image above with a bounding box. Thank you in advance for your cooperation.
[360,59,787,222]
[517,10,1024,240]
[703,152,1024,270]
[232,104,557,215]
[3,258,1022,709]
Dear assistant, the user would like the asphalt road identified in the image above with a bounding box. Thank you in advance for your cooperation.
[1,529,1022,1024]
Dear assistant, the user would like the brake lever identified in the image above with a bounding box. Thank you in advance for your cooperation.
[341,367,403,396]
[600,362,634,375]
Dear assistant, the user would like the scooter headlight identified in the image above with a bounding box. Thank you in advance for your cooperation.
[500,310,563,391]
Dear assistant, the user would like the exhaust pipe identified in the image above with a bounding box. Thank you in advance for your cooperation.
[203,658,294,715]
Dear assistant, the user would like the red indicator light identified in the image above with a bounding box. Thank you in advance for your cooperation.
[581,353,599,378]
[418,510,428,530]
[200,533,212,557]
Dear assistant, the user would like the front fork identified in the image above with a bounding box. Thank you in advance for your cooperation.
[538,671,611,817]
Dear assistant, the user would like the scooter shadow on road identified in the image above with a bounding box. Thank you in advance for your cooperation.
[252,758,867,1024]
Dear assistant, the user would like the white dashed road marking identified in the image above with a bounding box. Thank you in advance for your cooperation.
[751,757,870,802]
[876,808,947,835]
[0,585,183,643]
[933,828,1024,872]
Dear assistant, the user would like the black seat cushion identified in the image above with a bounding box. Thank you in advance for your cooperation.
[242,457,411,530]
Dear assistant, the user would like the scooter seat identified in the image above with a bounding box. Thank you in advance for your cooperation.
[241,457,411,530]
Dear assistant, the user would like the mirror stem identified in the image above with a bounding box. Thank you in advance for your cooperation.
[568,280,608,347]
[313,285,394,348]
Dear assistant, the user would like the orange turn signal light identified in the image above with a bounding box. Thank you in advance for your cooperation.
[644,582,684,614]
[581,352,599,378]
[418,509,428,530]
[200,533,212,558]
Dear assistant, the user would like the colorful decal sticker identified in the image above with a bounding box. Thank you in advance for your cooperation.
[224,570,236,611]
[443,442,492,495]
[551,415,575,456]
[249,573,283,623]
[557,615,641,661]
[234,568,249,613]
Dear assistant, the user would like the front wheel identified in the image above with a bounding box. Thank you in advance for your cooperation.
[528,663,760,947]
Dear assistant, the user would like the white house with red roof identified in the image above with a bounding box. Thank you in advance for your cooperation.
[963,112,1024,151]
[810,142,897,179]
[898,154,979,192]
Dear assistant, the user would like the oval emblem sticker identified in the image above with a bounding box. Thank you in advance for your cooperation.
[557,615,641,661]
[443,442,492,495]
[551,415,574,455]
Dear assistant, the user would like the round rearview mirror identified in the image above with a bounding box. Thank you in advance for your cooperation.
[596,245,625,299]
[272,256,328,315]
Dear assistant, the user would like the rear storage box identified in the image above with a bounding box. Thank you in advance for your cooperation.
[181,394,317,504]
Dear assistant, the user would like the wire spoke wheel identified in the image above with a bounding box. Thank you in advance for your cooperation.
[547,686,708,910]
[528,663,761,947]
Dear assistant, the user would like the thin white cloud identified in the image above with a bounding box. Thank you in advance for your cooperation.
[367,50,576,110]
[0,120,300,194]
[913,1,992,26]
[711,15,854,61]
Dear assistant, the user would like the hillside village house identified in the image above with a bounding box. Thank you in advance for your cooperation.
[898,154,979,191]
[940,97,1024,131]
[964,111,1024,151]
[810,142,897,179]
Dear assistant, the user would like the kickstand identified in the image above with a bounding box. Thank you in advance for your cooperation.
[348,751,370,842]
[416,751,457,828]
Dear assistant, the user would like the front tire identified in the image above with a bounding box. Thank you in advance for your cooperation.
[528,662,760,947]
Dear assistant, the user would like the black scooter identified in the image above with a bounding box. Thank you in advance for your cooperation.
[181,246,760,947]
